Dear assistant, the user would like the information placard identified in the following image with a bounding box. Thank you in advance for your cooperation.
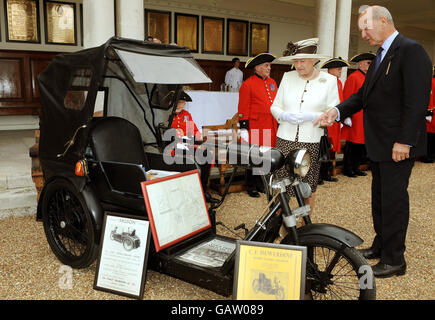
[141,169,211,252]
[233,241,306,300]
[94,213,151,299]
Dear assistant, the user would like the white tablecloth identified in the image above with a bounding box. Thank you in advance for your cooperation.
[185,91,239,132]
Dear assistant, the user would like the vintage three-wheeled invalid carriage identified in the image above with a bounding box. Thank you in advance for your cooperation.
[36,37,375,299]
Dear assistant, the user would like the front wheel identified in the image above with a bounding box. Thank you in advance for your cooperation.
[42,179,99,269]
[281,235,376,300]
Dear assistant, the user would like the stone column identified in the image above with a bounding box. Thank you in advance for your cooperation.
[82,0,115,48]
[116,0,144,40]
[316,0,337,57]
[334,0,352,83]
[82,0,115,113]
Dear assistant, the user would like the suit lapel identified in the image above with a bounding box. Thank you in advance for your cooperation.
[364,34,402,98]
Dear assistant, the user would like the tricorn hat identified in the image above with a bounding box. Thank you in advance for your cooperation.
[278,38,329,62]
[163,90,192,106]
[178,90,192,102]
[350,52,376,63]
[245,53,276,69]
[320,57,350,69]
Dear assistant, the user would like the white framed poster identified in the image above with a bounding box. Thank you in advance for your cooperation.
[94,212,151,299]
[141,169,211,252]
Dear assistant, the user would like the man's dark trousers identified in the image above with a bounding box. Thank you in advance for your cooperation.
[370,158,415,265]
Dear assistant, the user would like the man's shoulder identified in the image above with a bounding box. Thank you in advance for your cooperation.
[244,75,258,83]
[347,70,363,80]
[396,34,426,52]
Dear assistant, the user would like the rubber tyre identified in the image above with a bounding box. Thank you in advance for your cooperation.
[123,238,134,251]
[282,234,376,300]
[42,179,99,269]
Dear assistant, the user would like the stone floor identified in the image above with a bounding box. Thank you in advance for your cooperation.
[0,130,37,219]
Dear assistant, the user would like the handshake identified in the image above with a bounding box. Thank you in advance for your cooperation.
[280,108,340,127]
[312,108,340,127]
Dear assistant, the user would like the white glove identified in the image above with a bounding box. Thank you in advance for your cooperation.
[426,116,432,122]
[279,112,300,124]
[240,129,249,143]
[297,112,318,123]
[344,117,352,127]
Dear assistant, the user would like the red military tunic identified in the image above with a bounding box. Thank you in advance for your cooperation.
[170,109,201,140]
[327,78,344,152]
[238,74,278,147]
[341,69,366,144]
[426,78,435,133]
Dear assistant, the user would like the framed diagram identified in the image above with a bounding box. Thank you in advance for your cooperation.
[250,22,269,56]
[201,16,224,54]
[227,19,248,56]
[175,12,199,52]
[44,0,77,45]
[145,9,171,44]
[5,0,40,43]
[141,169,211,252]
[233,241,307,300]
[94,212,151,299]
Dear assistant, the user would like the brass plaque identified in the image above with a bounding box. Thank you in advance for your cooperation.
[176,14,198,52]
[202,17,223,54]
[45,1,76,44]
[6,0,39,42]
[227,19,248,56]
[251,23,269,56]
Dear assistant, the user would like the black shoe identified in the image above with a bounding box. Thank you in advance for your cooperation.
[256,184,266,194]
[317,179,324,185]
[372,262,406,278]
[323,175,338,182]
[358,247,381,260]
[420,157,435,163]
[354,169,367,176]
[343,171,357,178]
[247,188,260,198]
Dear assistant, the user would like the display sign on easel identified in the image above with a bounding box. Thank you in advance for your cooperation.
[233,241,307,300]
[94,213,151,299]
[141,169,211,252]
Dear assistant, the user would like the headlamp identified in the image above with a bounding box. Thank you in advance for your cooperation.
[285,149,311,178]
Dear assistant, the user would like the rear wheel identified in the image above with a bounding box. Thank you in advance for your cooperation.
[42,179,99,269]
[282,234,376,300]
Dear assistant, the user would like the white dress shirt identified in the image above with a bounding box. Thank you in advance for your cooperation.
[270,70,340,143]
[225,67,243,89]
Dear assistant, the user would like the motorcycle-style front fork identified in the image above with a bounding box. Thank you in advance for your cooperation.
[278,182,312,246]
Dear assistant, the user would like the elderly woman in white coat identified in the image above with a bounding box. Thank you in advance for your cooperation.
[270,38,340,215]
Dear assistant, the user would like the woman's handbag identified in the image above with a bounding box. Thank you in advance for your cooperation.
[318,128,331,162]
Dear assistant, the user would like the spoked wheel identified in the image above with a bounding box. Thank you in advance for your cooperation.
[42,179,99,269]
[282,235,376,300]
[123,238,134,251]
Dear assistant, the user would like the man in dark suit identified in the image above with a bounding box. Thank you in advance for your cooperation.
[315,5,432,278]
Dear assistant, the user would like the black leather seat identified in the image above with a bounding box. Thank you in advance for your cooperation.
[89,117,149,168]
[89,117,149,207]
